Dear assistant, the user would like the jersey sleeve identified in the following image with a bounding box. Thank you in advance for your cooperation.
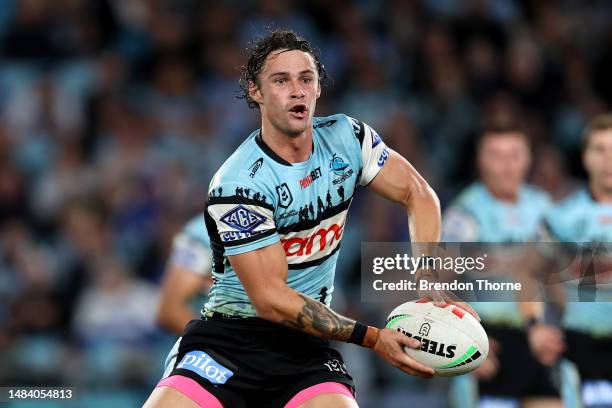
[206,182,279,256]
[442,207,480,242]
[168,232,212,276]
[167,217,213,276]
[349,117,389,186]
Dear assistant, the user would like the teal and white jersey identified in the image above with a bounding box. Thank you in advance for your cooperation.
[443,182,551,243]
[168,216,212,277]
[204,114,388,317]
[443,182,552,327]
[542,189,612,336]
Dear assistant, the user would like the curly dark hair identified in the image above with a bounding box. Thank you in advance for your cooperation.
[238,29,327,109]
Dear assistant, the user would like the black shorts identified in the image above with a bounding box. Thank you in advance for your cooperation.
[478,325,559,399]
[164,315,356,408]
[565,329,612,381]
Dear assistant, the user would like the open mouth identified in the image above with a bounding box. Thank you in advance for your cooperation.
[289,104,307,118]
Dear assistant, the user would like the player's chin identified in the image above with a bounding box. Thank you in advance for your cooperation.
[285,121,309,136]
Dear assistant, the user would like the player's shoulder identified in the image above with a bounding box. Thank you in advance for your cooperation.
[551,188,590,214]
[521,184,553,209]
[312,113,348,129]
[313,113,368,143]
[543,188,589,240]
[183,215,210,245]
[313,113,354,129]
[449,183,488,214]
[212,133,260,182]
[208,132,276,199]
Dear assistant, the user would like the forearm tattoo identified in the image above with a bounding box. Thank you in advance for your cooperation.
[281,294,355,341]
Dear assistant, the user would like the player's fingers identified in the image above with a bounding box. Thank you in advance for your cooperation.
[397,352,435,377]
[395,332,422,349]
[394,362,433,378]
[401,366,435,379]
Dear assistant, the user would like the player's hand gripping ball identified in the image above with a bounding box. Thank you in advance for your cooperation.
[386,300,488,376]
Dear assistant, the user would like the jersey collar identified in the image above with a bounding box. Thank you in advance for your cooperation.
[255,130,315,167]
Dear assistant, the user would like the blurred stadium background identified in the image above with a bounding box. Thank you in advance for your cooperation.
[0,0,611,407]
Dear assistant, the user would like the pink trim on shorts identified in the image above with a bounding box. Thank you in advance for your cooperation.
[157,375,223,408]
[284,382,355,408]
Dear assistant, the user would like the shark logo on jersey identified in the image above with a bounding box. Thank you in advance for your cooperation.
[330,153,354,185]
[220,205,266,232]
[276,183,293,208]
[330,153,350,175]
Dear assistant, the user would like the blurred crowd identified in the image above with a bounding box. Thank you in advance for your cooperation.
[1,0,612,406]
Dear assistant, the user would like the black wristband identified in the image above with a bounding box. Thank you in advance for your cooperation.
[347,322,368,345]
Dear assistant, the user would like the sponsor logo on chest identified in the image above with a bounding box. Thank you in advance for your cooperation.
[280,210,348,263]
[299,167,322,189]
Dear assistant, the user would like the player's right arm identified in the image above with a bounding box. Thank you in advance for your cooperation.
[229,242,435,378]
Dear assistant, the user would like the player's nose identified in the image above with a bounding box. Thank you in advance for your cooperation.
[289,80,306,98]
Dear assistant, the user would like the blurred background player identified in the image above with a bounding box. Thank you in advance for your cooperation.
[156,215,212,383]
[442,122,561,408]
[526,113,612,408]
[156,215,212,335]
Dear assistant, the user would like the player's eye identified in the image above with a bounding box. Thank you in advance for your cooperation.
[302,77,313,84]
[274,78,286,85]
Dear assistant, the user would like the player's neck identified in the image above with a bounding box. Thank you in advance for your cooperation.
[589,183,612,203]
[483,182,519,203]
[260,120,313,164]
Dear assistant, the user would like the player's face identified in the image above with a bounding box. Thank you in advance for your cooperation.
[583,129,612,193]
[250,49,321,137]
[478,133,531,198]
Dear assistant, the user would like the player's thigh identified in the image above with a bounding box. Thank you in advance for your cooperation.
[142,386,202,408]
[297,393,359,408]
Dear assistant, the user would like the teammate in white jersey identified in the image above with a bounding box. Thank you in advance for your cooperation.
[144,30,476,408]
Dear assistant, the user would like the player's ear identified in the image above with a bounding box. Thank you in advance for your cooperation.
[249,80,263,105]
[316,80,321,99]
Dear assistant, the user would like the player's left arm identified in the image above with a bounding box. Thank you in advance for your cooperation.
[368,148,479,319]
[156,232,213,334]
[368,148,441,243]
[157,265,211,334]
